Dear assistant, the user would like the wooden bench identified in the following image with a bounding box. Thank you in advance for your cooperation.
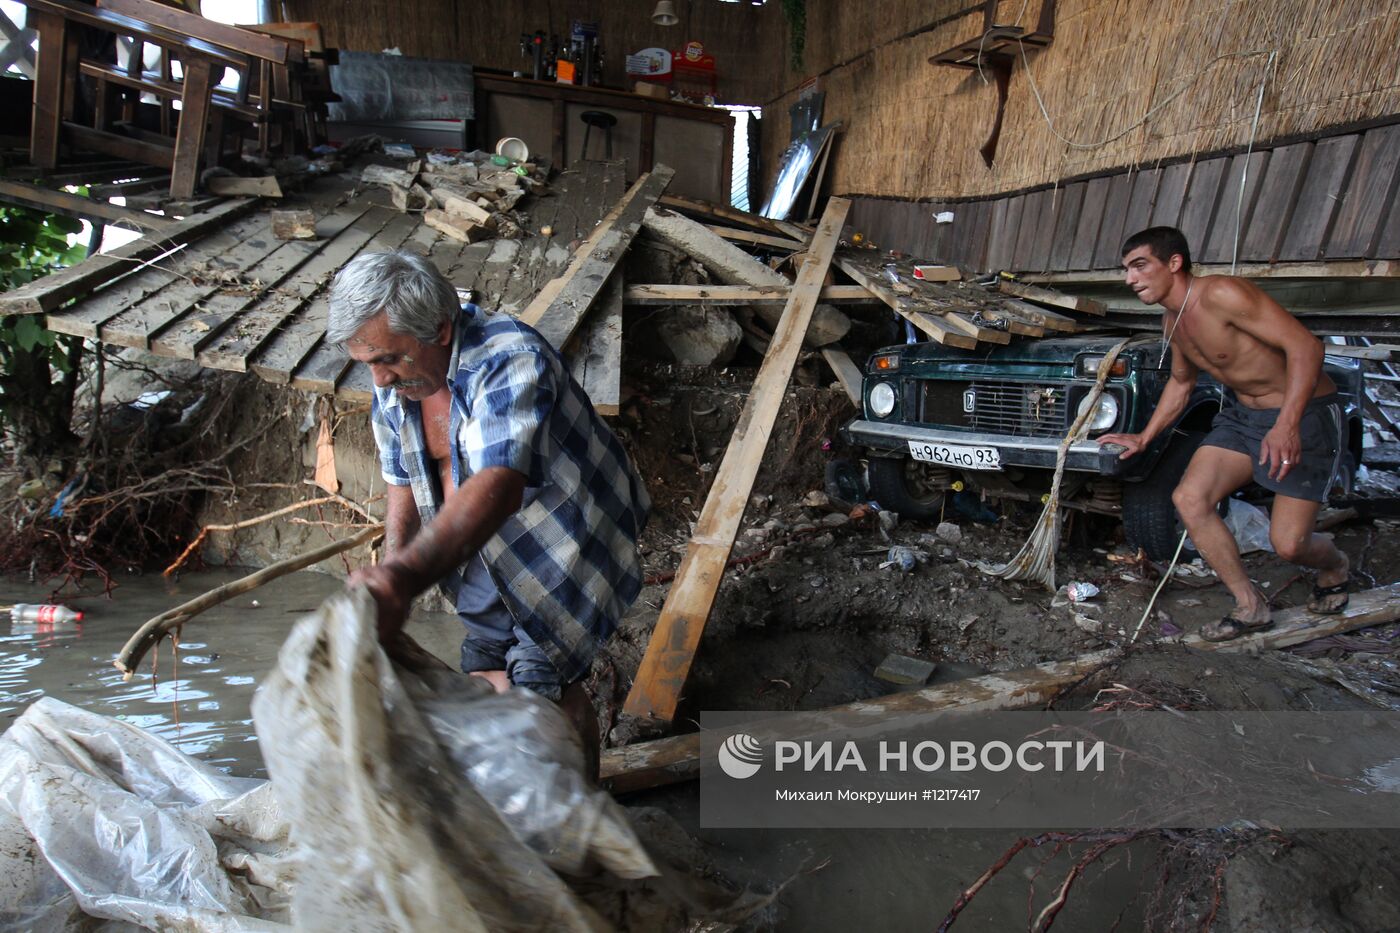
[17,0,302,199]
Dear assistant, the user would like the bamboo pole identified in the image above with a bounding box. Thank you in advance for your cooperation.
[114,524,383,679]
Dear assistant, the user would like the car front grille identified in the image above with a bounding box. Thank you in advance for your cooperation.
[920,380,1069,438]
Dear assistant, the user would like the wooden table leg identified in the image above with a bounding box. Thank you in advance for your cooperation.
[170,54,214,200]
[29,11,67,170]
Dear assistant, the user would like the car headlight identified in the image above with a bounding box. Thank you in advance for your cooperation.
[1076,354,1129,379]
[1088,393,1119,432]
[869,381,897,417]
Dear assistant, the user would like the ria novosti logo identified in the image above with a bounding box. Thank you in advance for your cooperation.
[718,733,764,779]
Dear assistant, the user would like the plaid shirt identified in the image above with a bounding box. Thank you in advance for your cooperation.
[370,305,650,683]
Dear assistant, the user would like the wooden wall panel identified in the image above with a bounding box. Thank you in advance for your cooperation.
[1279,134,1360,261]
[1070,176,1109,270]
[1324,125,1400,259]
[1149,162,1194,229]
[1048,182,1085,272]
[1176,157,1227,258]
[1093,173,1134,269]
[1240,142,1313,262]
[1200,151,1270,265]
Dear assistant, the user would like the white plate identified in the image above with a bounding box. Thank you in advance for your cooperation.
[907,440,1003,471]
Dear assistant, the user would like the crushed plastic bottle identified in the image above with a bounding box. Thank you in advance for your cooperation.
[10,604,83,623]
[1065,582,1100,603]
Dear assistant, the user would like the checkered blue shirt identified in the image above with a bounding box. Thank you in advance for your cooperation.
[370,305,650,683]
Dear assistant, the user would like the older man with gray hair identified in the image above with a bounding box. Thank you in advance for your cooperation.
[327,251,649,719]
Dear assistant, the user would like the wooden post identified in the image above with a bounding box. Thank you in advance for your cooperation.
[621,197,852,725]
[170,54,215,200]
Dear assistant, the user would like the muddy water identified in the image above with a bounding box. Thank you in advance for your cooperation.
[0,569,345,777]
[1,570,1145,929]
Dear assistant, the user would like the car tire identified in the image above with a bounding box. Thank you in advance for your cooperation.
[1122,431,1209,561]
[866,456,946,521]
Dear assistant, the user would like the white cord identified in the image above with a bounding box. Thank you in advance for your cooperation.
[1016,42,1273,151]
[1131,527,1189,643]
[1230,50,1277,274]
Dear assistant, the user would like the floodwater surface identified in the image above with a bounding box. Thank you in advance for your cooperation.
[0,569,345,777]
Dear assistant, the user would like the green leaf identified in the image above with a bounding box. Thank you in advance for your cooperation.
[13,315,42,353]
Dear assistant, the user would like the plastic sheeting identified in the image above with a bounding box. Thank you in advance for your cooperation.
[0,588,663,932]
[327,52,475,122]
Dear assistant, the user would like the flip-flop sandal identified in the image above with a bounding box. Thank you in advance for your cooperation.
[1200,615,1273,642]
[1307,581,1350,615]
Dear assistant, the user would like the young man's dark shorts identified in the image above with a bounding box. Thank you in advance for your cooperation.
[1201,392,1345,503]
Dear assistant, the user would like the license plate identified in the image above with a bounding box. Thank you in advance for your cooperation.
[907,440,1003,471]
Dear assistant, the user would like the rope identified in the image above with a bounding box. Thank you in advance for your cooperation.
[977,337,1133,590]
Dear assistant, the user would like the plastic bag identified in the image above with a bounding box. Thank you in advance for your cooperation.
[1184,499,1274,555]
[0,697,294,931]
[0,588,668,932]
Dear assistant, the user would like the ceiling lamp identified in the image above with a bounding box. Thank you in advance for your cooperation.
[652,1,679,25]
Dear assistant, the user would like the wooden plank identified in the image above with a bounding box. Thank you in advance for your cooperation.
[149,207,367,359]
[1241,142,1313,262]
[704,224,804,251]
[820,346,862,405]
[1048,183,1086,272]
[1026,188,1058,273]
[46,212,270,339]
[604,581,1400,792]
[1325,127,1400,260]
[622,284,874,305]
[1121,167,1161,244]
[0,178,171,232]
[998,297,1079,332]
[997,279,1107,315]
[199,207,394,372]
[622,197,853,725]
[1280,135,1361,262]
[1092,173,1134,269]
[0,197,255,315]
[832,255,976,349]
[966,199,993,271]
[1200,151,1270,265]
[95,217,290,348]
[986,194,1024,270]
[1176,157,1228,256]
[1069,177,1109,271]
[205,175,283,197]
[1378,191,1400,259]
[519,166,674,349]
[941,310,1011,344]
[289,336,351,394]
[250,212,422,384]
[1011,189,1046,272]
[1149,161,1193,228]
[566,272,623,415]
[657,193,799,240]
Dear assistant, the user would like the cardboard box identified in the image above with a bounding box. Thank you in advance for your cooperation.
[634,81,669,100]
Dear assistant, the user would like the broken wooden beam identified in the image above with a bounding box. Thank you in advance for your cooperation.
[424,208,490,243]
[0,177,173,233]
[519,165,675,350]
[603,581,1400,792]
[832,254,977,349]
[641,206,850,346]
[271,209,316,240]
[820,345,864,405]
[360,163,417,189]
[997,279,1107,315]
[658,193,800,240]
[622,196,852,726]
[704,224,806,251]
[566,273,623,416]
[432,187,495,226]
[622,284,876,306]
[205,175,283,197]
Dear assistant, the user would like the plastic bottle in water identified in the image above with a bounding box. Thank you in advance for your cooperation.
[10,604,83,623]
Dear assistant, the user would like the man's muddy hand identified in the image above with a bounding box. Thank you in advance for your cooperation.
[1260,422,1302,480]
[348,563,414,641]
[1096,432,1145,459]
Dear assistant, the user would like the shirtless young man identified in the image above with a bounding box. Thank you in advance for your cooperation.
[1097,226,1350,641]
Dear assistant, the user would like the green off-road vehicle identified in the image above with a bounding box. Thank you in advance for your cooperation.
[842,334,1364,559]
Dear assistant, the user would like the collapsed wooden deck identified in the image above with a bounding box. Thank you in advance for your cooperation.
[21,160,634,405]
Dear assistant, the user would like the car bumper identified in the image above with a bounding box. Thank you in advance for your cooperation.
[844,419,1130,476]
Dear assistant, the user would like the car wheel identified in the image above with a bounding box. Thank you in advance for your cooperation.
[1122,431,1210,561]
[866,456,946,521]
